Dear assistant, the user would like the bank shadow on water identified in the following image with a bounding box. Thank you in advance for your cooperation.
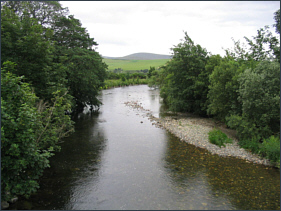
[9,110,108,210]
[163,132,280,210]
[8,85,280,210]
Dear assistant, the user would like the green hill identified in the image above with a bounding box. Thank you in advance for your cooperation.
[103,52,172,60]
[103,58,170,71]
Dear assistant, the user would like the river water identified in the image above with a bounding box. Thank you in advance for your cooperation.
[10,85,280,210]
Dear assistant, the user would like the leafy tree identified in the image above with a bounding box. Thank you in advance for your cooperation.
[227,60,280,140]
[65,48,107,111]
[207,58,243,121]
[193,54,222,115]
[1,1,68,27]
[147,66,155,78]
[52,15,97,50]
[1,62,74,201]
[273,9,280,34]
[160,32,208,113]
[52,14,107,111]
[244,26,280,62]
[1,4,56,100]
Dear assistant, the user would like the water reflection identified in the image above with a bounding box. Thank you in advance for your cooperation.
[8,85,280,210]
[163,132,280,210]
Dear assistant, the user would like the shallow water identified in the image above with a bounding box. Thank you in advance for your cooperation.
[10,85,280,210]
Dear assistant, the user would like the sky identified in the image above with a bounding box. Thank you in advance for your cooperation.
[60,1,280,57]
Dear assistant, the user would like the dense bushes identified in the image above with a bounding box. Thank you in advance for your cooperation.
[157,32,209,114]
[1,62,74,201]
[227,60,280,141]
[208,129,233,148]
[149,10,280,167]
[1,1,106,201]
[261,136,280,167]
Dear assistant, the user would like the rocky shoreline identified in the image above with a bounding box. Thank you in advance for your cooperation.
[124,100,272,167]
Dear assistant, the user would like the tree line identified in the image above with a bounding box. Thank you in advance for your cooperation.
[1,1,107,202]
[148,9,280,168]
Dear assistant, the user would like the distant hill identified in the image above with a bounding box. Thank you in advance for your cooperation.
[103,52,172,60]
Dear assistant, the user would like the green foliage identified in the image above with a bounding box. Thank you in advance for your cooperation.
[103,78,148,89]
[1,5,55,100]
[103,58,169,71]
[1,1,107,111]
[226,114,262,142]
[193,54,222,115]
[260,136,280,166]
[208,129,233,148]
[238,138,262,155]
[147,66,155,78]
[227,60,280,141]
[244,26,280,62]
[207,58,243,121]
[273,9,280,34]
[159,32,209,114]
[1,1,107,200]
[63,48,107,111]
[1,62,74,201]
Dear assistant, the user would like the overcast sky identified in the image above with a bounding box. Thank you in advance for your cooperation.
[60,1,279,57]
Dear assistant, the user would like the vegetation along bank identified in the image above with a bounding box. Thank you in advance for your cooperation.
[1,0,279,209]
[147,9,280,169]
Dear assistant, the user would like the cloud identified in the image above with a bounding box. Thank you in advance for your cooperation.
[61,1,280,57]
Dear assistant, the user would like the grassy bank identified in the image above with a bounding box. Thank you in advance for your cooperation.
[103,78,148,89]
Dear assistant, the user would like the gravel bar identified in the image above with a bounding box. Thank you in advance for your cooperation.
[124,100,272,167]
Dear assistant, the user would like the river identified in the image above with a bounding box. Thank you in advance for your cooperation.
[9,85,280,210]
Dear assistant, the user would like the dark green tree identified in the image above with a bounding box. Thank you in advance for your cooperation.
[160,32,208,113]
[1,5,55,99]
[207,58,243,121]
[1,62,74,201]
[273,9,280,34]
[52,14,107,111]
[227,60,280,140]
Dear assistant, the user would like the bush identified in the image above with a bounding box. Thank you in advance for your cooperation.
[237,138,262,155]
[207,58,243,121]
[1,62,74,201]
[261,136,280,166]
[208,129,233,148]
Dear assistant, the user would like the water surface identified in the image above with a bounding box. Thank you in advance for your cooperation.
[10,85,280,210]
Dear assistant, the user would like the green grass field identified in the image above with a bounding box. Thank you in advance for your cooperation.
[103,58,170,71]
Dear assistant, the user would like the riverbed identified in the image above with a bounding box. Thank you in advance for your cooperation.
[9,85,280,210]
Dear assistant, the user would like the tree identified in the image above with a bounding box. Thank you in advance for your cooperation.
[207,58,243,121]
[147,66,155,78]
[51,14,107,111]
[273,9,280,34]
[65,48,107,111]
[1,62,74,201]
[1,2,107,111]
[52,15,97,50]
[1,4,55,100]
[227,60,280,140]
[160,32,208,113]
[1,1,68,27]
[244,26,280,62]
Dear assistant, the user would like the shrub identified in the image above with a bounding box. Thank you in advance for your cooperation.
[208,129,233,148]
[1,62,74,201]
[237,138,262,155]
[261,136,280,166]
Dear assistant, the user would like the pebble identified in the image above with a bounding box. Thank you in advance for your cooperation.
[1,201,9,210]
[124,100,272,167]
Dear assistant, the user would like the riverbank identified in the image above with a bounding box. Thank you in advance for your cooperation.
[124,100,272,167]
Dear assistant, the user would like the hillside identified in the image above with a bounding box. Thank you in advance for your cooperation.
[103,52,172,60]
[103,58,169,71]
